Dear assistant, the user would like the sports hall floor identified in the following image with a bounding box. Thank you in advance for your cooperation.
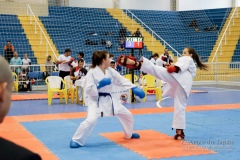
[1,84,240,160]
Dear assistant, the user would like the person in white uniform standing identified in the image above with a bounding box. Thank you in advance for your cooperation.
[70,50,145,148]
[56,48,72,89]
[117,47,208,140]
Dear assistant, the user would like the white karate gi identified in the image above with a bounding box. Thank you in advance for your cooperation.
[155,58,167,86]
[137,77,146,89]
[72,66,136,146]
[140,56,196,129]
[73,69,87,101]
[156,58,165,67]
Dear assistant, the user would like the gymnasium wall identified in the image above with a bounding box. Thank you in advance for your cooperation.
[69,0,234,11]
[0,0,48,16]
[177,0,232,11]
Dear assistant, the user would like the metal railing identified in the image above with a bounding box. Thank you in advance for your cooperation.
[194,62,240,82]
[211,0,240,62]
[218,8,232,35]
[27,4,57,59]
[111,0,181,57]
[10,61,240,91]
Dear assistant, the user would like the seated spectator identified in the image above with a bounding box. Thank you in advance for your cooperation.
[10,52,22,75]
[116,63,122,75]
[101,39,106,46]
[104,31,114,35]
[44,55,54,79]
[70,59,88,102]
[132,28,143,57]
[204,25,218,31]
[133,28,142,37]
[119,27,127,39]
[85,39,98,45]
[22,54,31,73]
[88,32,97,36]
[189,19,200,32]
[118,39,125,51]
[150,53,159,65]
[106,40,112,48]
[110,61,122,75]
[18,71,32,92]
[3,41,14,63]
[110,61,116,69]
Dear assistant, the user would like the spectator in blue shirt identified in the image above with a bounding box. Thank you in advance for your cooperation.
[10,52,22,74]
[118,39,125,51]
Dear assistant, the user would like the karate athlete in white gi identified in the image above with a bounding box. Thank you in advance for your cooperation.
[70,50,145,148]
[117,47,208,140]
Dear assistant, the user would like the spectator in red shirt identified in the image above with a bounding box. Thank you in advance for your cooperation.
[159,48,174,67]
[3,41,14,63]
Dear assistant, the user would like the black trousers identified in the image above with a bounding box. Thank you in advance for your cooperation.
[5,51,13,63]
[59,70,70,89]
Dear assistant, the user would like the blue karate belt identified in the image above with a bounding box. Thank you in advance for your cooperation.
[98,92,114,117]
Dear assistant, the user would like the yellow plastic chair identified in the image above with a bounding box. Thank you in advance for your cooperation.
[12,72,18,91]
[45,76,68,105]
[64,76,76,104]
[142,74,162,102]
[124,74,138,84]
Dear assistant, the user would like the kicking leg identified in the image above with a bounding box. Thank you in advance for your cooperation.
[117,55,142,70]
[118,55,177,85]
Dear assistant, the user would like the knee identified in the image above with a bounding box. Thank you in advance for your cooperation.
[116,111,133,121]
[84,117,98,127]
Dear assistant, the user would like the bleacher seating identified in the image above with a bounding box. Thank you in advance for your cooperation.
[205,8,231,31]
[130,8,230,59]
[39,6,152,63]
[0,6,232,65]
[0,15,36,62]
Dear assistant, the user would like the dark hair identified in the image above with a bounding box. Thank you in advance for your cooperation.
[110,61,115,64]
[47,55,51,59]
[92,50,109,68]
[153,53,159,57]
[78,58,84,63]
[78,52,84,58]
[65,48,71,53]
[109,53,114,58]
[187,48,208,70]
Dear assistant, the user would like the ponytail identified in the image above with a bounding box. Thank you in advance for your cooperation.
[187,48,208,70]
